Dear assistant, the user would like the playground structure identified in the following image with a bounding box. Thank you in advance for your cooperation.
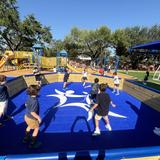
[0,45,120,75]
[89,55,120,74]
[153,66,160,80]
[0,49,78,72]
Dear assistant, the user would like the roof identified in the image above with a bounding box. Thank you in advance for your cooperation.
[131,40,160,50]
[57,50,68,57]
[32,43,44,49]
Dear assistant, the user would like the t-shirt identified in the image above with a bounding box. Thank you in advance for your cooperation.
[90,83,99,95]
[33,69,40,76]
[82,71,87,77]
[95,92,111,116]
[0,85,9,102]
[64,71,70,80]
[113,76,119,84]
[25,96,39,120]
[146,71,149,77]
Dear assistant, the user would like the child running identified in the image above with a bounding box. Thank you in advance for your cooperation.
[0,75,11,127]
[90,78,99,104]
[81,69,88,86]
[112,72,120,95]
[33,67,41,87]
[63,67,70,89]
[89,83,116,136]
[143,68,150,85]
[23,85,41,148]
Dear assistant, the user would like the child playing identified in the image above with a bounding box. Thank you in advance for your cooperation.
[23,85,41,148]
[143,69,150,85]
[33,67,41,87]
[90,78,99,104]
[89,83,116,136]
[63,67,70,89]
[112,72,120,95]
[81,69,88,86]
[0,75,11,127]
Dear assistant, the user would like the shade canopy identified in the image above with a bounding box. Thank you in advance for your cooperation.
[32,43,44,49]
[131,40,160,50]
[57,50,68,57]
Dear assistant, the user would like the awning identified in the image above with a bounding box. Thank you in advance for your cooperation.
[131,40,160,50]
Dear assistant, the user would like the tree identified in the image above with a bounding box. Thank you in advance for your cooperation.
[112,29,130,57]
[0,0,52,52]
[64,26,112,60]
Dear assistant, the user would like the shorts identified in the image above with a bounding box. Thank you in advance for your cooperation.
[25,115,39,129]
[144,76,148,81]
[35,75,41,81]
[95,114,108,120]
[90,93,97,100]
[114,84,119,87]
[63,78,68,82]
[0,100,8,115]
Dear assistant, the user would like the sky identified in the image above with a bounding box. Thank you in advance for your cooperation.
[17,0,160,40]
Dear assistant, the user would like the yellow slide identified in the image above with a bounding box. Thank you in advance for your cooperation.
[0,55,9,68]
[0,52,14,69]
[67,64,79,72]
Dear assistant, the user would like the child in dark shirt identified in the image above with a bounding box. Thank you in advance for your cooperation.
[33,67,41,87]
[90,78,99,104]
[0,75,10,127]
[143,69,150,84]
[23,85,41,148]
[89,83,116,136]
[63,67,70,89]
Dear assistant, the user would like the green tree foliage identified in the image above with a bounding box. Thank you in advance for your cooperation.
[64,26,112,59]
[0,0,52,51]
[112,25,160,69]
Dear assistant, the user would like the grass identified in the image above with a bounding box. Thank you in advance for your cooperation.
[119,70,160,91]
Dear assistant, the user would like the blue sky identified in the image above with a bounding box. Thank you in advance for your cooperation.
[17,0,160,40]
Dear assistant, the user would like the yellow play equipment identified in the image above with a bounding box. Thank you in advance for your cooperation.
[67,64,79,72]
[0,50,89,73]
[0,51,15,69]
[41,56,56,68]
[1,50,57,69]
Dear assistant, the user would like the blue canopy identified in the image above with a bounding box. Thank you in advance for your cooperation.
[32,43,44,49]
[57,50,68,57]
[131,40,160,50]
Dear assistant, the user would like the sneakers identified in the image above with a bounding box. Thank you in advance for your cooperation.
[22,135,31,144]
[116,93,119,96]
[3,115,12,121]
[29,141,42,149]
[153,127,160,136]
[112,91,115,93]
[105,124,112,131]
[92,129,101,136]
[154,127,160,131]
[153,129,160,136]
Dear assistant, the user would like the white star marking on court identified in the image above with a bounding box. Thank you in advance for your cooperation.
[46,89,127,121]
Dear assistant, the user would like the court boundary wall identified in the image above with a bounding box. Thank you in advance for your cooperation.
[1,146,160,160]
[6,73,159,112]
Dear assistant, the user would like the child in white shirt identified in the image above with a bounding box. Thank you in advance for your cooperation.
[81,69,88,86]
[112,72,120,95]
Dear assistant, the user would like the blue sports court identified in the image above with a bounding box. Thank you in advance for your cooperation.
[0,82,160,156]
